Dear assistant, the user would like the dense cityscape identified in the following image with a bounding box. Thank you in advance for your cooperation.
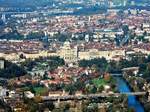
[0,0,150,112]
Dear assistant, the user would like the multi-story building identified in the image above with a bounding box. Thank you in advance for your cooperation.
[58,41,78,63]
[0,60,4,69]
[79,49,125,60]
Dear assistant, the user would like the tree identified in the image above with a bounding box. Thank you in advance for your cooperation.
[21,59,36,71]
[0,60,27,78]
[30,86,36,94]
[128,107,135,112]
[79,58,108,72]
[98,85,104,92]
[39,101,55,111]
[43,71,48,80]
[64,84,76,95]
[21,56,65,71]
[122,25,129,35]
[117,10,124,17]
[85,85,97,94]
[0,20,4,26]
[26,31,45,40]
[63,103,70,111]
[83,103,98,112]
[53,32,71,42]
[19,53,26,59]
[0,29,24,40]
[142,64,150,79]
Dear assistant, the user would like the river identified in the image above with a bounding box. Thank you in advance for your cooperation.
[115,76,144,112]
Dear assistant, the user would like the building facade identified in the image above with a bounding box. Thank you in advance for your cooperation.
[0,60,4,69]
[58,41,78,63]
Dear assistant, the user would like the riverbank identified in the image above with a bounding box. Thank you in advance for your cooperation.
[115,76,144,112]
[123,74,148,112]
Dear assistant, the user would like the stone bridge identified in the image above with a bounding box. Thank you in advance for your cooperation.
[42,92,146,101]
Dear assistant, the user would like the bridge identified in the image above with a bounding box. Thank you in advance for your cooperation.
[122,92,146,96]
[111,74,122,76]
[42,92,146,101]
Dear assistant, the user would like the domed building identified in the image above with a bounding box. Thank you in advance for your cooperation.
[58,41,78,63]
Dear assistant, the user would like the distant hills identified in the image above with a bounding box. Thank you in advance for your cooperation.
[0,0,54,7]
[0,0,149,7]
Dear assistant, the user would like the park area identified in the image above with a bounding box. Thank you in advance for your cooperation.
[92,78,107,88]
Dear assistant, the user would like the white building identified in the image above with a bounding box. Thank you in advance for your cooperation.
[0,86,7,97]
[58,41,78,63]
[25,91,34,99]
[0,60,4,69]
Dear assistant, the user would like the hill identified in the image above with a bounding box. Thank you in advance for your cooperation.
[0,0,55,7]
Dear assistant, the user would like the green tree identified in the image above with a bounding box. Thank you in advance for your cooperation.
[64,84,76,95]
[122,25,129,35]
[26,31,44,40]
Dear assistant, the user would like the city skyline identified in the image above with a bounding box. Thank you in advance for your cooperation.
[0,0,150,112]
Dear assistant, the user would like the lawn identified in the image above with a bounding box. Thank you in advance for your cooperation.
[92,78,107,88]
[33,87,48,95]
